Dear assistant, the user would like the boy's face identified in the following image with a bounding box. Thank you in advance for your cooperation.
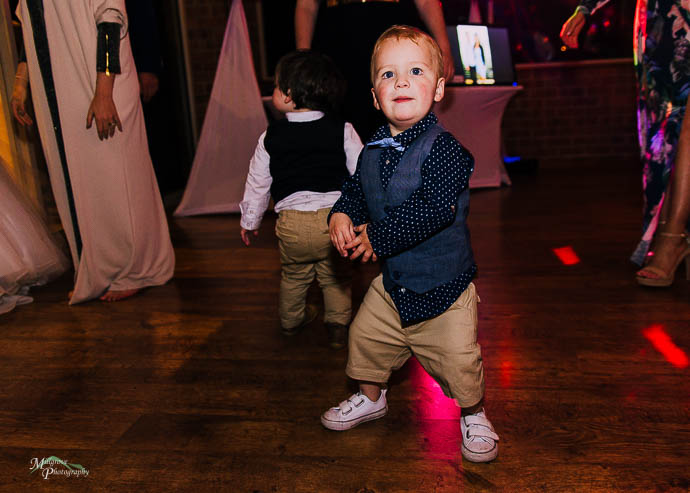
[272,83,295,114]
[371,38,444,136]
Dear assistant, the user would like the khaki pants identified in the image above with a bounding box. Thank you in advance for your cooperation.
[275,208,352,329]
[346,274,484,407]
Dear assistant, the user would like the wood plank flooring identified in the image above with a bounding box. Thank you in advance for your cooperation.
[1,159,688,492]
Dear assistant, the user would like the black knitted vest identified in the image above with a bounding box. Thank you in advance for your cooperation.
[266,115,348,203]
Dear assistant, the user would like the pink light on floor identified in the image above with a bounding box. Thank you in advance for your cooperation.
[409,358,461,460]
[552,246,580,265]
[410,359,459,420]
[642,324,689,369]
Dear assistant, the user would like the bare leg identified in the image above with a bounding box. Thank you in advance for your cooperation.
[461,399,484,416]
[99,288,140,302]
[359,382,383,402]
[665,110,690,234]
[637,97,690,280]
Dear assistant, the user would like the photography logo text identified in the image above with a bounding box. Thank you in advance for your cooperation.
[30,456,89,480]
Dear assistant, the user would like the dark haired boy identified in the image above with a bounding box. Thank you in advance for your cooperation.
[240,50,362,348]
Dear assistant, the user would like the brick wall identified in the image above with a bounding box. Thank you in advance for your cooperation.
[502,59,639,166]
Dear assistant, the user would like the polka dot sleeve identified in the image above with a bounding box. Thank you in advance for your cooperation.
[328,154,370,227]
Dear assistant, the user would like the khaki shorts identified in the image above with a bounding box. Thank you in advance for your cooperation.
[275,208,351,328]
[346,274,484,406]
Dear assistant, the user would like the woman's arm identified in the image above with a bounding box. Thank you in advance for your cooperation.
[11,62,33,126]
[577,0,613,16]
[295,0,320,49]
[86,22,123,140]
[561,1,613,49]
[413,0,455,82]
[86,72,122,140]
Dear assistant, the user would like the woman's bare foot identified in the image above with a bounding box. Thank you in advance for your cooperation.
[99,288,140,302]
[637,233,689,280]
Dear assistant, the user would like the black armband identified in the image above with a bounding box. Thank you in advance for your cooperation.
[96,22,122,75]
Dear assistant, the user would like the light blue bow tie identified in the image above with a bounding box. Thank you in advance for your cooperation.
[368,137,406,152]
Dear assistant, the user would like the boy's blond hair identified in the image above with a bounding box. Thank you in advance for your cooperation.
[370,25,444,84]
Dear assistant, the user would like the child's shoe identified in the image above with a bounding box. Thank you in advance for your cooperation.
[461,409,499,462]
[321,389,387,431]
[325,323,348,349]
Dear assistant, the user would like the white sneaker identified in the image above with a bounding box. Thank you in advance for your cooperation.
[321,389,388,431]
[461,410,499,462]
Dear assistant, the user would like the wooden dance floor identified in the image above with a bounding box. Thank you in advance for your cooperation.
[1,158,688,492]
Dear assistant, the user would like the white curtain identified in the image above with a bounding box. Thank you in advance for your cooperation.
[175,0,267,216]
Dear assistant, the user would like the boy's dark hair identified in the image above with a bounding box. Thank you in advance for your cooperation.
[275,50,345,113]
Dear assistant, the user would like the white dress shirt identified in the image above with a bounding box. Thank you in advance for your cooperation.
[240,111,363,231]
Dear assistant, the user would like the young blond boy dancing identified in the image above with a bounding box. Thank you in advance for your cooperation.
[322,26,499,462]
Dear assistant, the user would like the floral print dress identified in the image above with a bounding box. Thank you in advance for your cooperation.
[580,0,690,264]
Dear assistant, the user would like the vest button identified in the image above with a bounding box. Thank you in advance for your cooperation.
[393,271,401,280]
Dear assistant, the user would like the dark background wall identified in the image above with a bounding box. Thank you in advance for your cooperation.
[502,59,638,165]
[181,0,639,165]
[9,0,639,165]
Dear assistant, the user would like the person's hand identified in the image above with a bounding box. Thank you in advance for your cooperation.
[139,72,159,102]
[560,10,586,49]
[11,64,33,126]
[241,228,258,246]
[11,80,33,126]
[329,212,355,257]
[86,92,122,140]
[87,73,122,140]
[344,224,377,263]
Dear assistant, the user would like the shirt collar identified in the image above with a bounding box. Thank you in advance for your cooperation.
[368,112,438,147]
[286,110,325,122]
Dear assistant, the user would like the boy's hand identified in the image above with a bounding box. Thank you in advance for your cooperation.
[329,212,355,257]
[241,228,258,246]
[344,224,377,263]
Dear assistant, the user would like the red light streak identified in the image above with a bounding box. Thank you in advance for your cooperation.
[552,246,580,265]
[410,361,459,420]
[500,360,514,389]
[409,358,461,459]
[642,325,689,369]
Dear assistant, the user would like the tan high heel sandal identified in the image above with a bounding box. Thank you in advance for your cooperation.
[636,232,690,287]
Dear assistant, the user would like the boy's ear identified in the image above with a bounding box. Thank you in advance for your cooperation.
[434,78,445,103]
[284,89,293,104]
[371,88,381,111]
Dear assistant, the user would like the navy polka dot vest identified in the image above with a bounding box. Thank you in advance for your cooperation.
[360,124,475,294]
